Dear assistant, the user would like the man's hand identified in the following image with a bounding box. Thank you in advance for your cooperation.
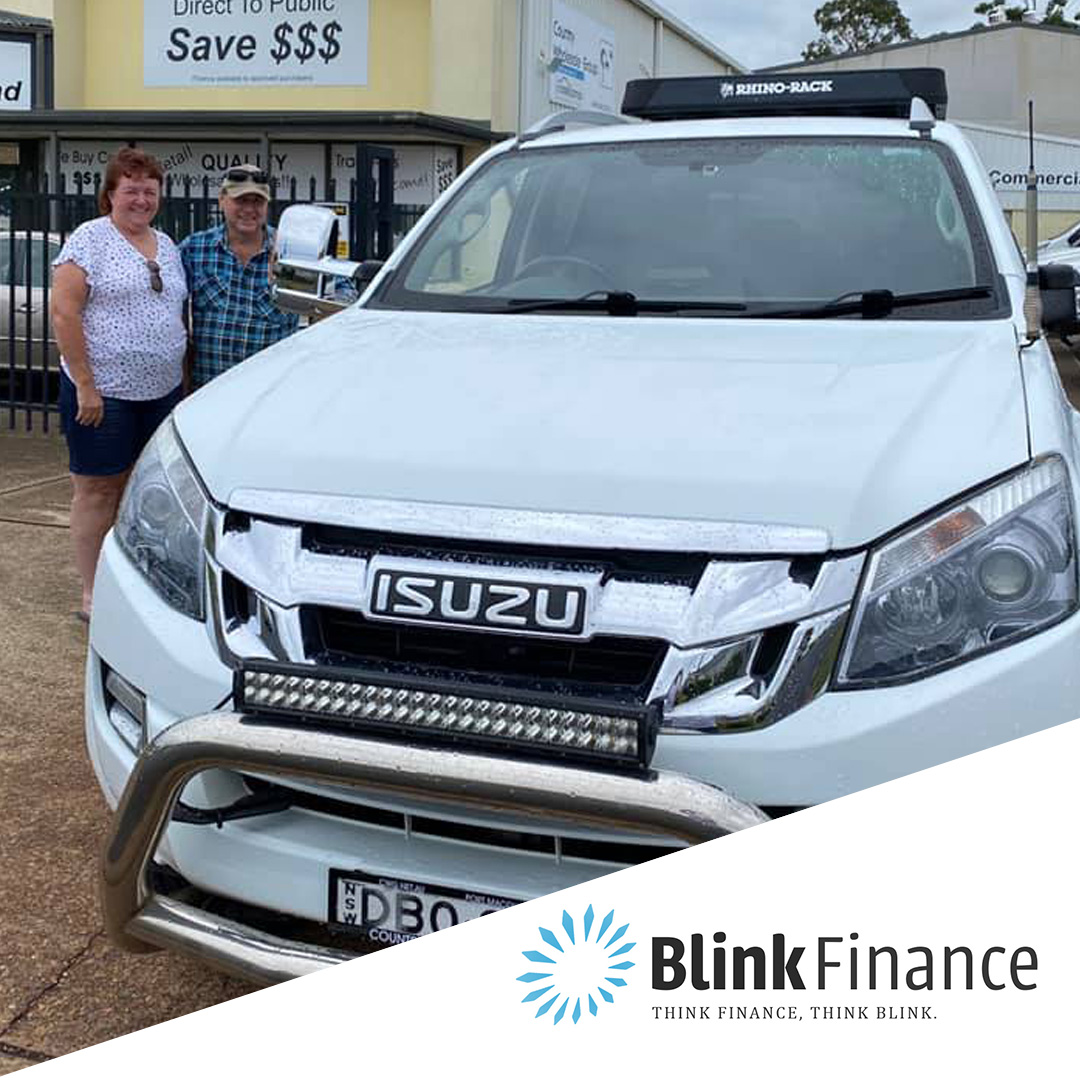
[75,382,105,427]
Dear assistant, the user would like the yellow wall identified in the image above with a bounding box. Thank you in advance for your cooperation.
[429,0,494,122]
[488,0,520,133]
[53,0,83,109]
[62,0,431,112]
[0,0,53,17]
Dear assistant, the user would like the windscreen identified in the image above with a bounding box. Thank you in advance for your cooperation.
[377,136,1001,318]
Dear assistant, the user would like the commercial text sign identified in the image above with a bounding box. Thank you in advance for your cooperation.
[0,39,32,111]
[549,0,616,113]
[960,124,1080,210]
[144,0,369,88]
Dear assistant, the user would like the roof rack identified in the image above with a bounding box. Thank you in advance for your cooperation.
[909,96,937,137]
[621,68,948,122]
[516,109,633,146]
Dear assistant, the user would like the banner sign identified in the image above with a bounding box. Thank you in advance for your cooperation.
[57,140,457,207]
[143,0,369,87]
[58,140,323,195]
[0,39,32,111]
[331,144,458,205]
[549,0,616,113]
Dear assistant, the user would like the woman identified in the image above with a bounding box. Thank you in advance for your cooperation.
[51,148,188,622]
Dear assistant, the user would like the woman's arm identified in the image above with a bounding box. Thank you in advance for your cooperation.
[51,263,102,427]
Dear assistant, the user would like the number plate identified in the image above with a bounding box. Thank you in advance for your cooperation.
[329,869,519,945]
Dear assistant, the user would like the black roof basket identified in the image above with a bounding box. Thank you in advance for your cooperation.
[622,68,948,122]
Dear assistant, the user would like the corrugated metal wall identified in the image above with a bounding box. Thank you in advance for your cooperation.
[777,25,1080,141]
[960,123,1080,213]
[659,23,731,78]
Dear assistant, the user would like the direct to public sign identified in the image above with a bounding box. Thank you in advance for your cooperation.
[549,0,616,114]
[144,0,369,88]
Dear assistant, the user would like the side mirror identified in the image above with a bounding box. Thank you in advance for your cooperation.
[1039,263,1080,337]
[271,204,366,317]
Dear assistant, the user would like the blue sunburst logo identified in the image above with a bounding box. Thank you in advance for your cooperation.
[516,904,635,1025]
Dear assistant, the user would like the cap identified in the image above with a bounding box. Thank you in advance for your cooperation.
[221,164,271,201]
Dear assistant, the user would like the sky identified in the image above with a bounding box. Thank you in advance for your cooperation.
[658,1,1042,70]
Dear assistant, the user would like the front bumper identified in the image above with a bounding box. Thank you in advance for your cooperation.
[89,530,1080,979]
[103,711,766,984]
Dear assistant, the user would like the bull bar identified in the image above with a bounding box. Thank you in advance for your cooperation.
[102,711,768,985]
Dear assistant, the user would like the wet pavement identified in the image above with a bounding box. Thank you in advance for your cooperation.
[1,340,1080,1071]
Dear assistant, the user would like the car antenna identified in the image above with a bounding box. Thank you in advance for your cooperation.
[1026,100,1039,274]
[1023,99,1042,343]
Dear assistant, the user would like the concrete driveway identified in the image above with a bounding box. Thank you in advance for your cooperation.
[0,429,248,1074]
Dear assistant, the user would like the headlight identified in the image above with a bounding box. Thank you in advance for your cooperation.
[114,420,209,621]
[837,456,1076,687]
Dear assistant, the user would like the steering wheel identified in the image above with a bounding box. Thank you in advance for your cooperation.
[514,255,615,288]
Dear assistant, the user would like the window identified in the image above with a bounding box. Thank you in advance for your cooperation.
[377,137,1001,319]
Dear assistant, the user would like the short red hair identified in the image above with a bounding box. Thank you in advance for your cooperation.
[99,148,165,214]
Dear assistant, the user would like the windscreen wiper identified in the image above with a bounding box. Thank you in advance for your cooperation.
[752,285,995,320]
[476,291,747,316]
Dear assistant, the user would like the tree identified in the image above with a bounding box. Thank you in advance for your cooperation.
[802,0,915,60]
[1043,0,1076,23]
[973,1,1079,24]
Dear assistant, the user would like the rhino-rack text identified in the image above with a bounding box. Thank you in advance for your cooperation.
[724,80,835,98]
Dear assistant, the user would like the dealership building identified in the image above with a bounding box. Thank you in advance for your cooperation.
[0,0,741,210]
[773,20,1080,239]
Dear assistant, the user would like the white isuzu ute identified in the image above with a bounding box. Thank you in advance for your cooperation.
[89,70,1080,983]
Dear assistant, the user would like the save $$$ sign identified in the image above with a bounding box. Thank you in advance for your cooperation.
[144,0,369,88]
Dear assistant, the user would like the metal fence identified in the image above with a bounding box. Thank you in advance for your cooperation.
[1,183,426,432]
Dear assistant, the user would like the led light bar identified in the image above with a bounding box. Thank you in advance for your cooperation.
[236,663,660,770]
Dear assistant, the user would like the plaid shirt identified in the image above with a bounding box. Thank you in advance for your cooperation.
[180,224,299,388]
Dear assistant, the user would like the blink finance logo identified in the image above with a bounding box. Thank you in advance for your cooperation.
[517,905,635,1025]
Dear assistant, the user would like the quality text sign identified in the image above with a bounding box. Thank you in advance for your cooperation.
[56,139,324,195]
[144,0,369,88]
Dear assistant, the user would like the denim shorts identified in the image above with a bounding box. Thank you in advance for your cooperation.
[60,372,183,477]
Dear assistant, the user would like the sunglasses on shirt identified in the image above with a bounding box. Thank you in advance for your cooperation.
[147,259,163,293]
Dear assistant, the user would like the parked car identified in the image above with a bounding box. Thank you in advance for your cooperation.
[0,232,62,406]
[1039,217,1080,259]
[89,69,1080,984]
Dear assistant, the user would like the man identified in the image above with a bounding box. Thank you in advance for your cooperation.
[180,164,299,390]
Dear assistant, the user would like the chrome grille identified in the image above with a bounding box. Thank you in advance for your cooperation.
[205,498,864,735]
[302,522,711,587]
[311,607,668,698]
[242,776,684,866]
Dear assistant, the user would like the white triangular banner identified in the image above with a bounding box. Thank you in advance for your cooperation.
[32,720,1080,1078]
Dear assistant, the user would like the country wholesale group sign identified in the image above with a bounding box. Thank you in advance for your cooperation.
[144,0,369,87]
